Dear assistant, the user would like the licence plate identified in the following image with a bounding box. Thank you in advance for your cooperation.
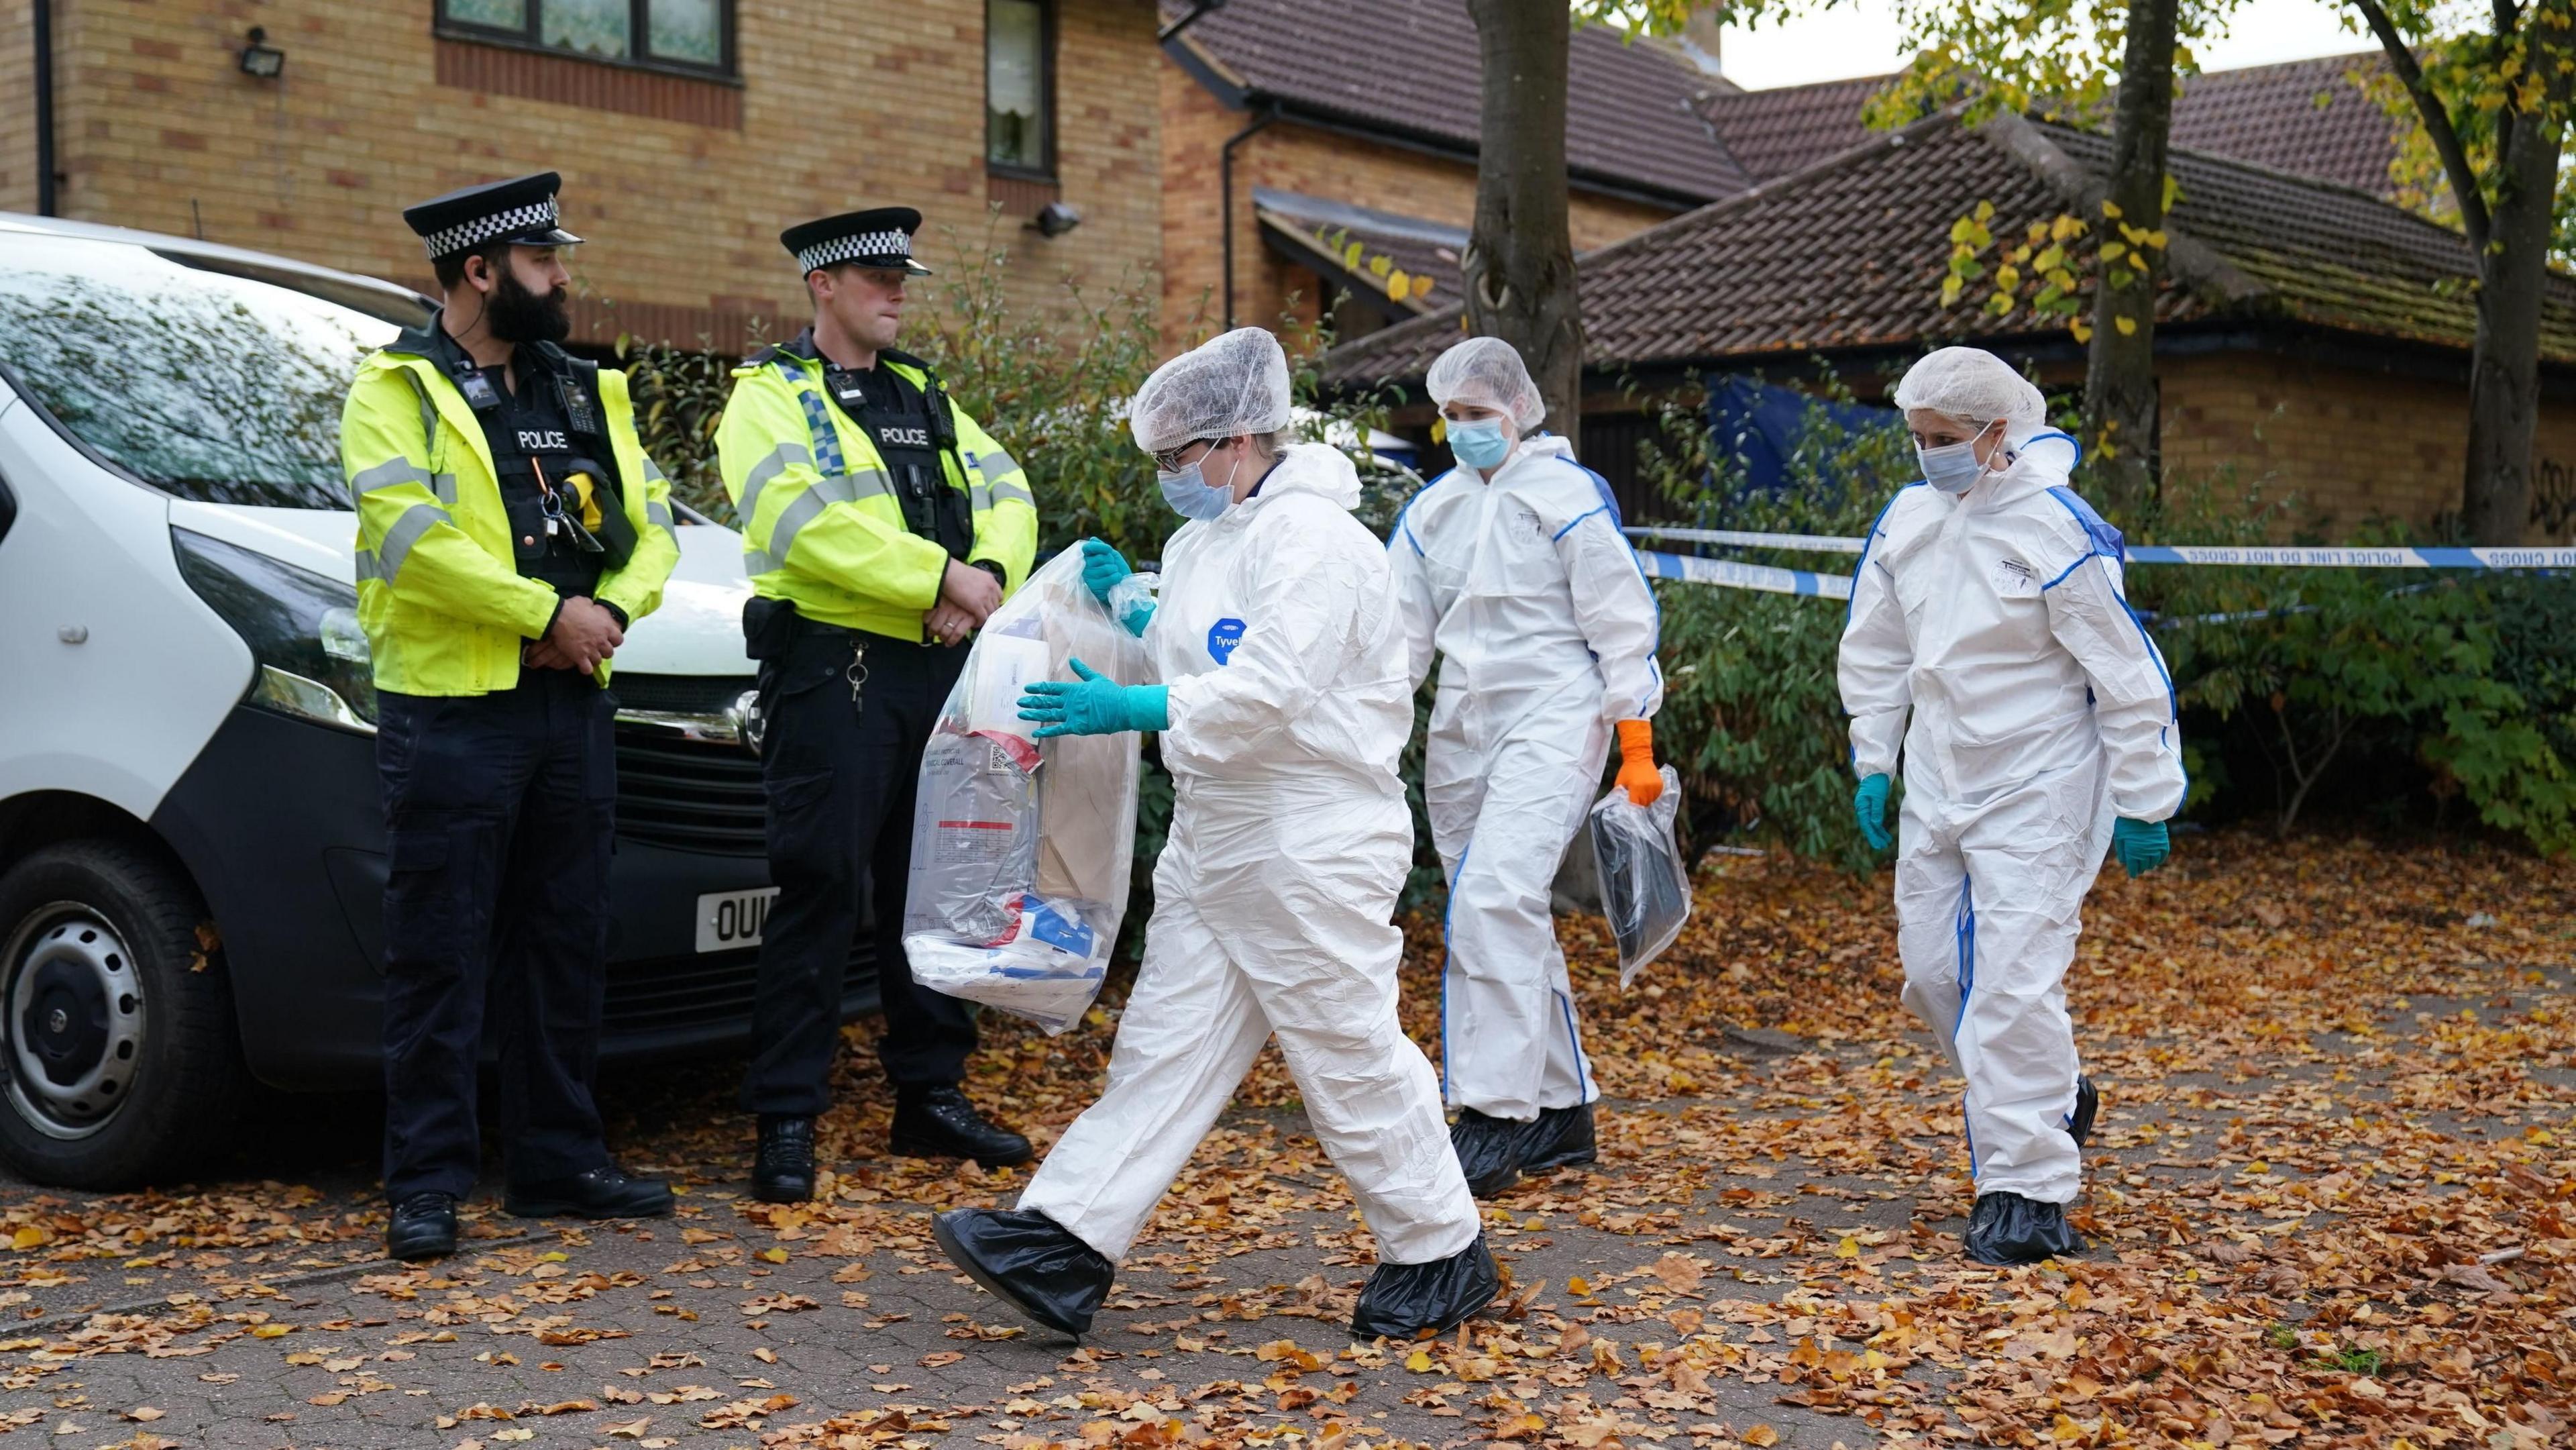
[696,887,780,953]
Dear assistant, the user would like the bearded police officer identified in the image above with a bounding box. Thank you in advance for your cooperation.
[341,174,683,1259]
[720,207,1038,1200]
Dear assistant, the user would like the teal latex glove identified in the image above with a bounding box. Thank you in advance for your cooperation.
[1079,538,1132,605]
[1854,773,1892,851]
[1120,599,1157,637]
[2111,817,2169,878]
[1018,658,1169,737]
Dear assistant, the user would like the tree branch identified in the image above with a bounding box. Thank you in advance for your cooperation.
[2350,0,2493,256]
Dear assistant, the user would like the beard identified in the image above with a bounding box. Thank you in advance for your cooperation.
[487,267,572,345]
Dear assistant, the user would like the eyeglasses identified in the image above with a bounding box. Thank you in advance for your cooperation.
[1152,438,1220,473]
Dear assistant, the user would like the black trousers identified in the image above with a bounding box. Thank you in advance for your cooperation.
[740,628,978,1116]
[376,670,616,1202]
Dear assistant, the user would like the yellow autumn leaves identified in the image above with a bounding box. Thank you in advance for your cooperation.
[1940,195,2169,344]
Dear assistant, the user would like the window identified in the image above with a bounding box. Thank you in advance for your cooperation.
[438,0,731,75]
[986,0,1053,177]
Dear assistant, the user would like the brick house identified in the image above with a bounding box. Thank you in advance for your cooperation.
[1323,105,2576,546]
[1155,0,1739,344]
[1,0,1165,348]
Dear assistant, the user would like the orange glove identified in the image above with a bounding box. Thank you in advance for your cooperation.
[1615,719,1662,807]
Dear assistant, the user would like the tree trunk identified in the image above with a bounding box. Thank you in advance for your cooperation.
[2461,96,2566,544]
[2082,0,2180,515]
[1462,0,1585,454]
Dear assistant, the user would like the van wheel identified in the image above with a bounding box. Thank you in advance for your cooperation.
[0,841,248,1188]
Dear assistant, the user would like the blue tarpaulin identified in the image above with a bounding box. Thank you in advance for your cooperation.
[1704,374,1899,496]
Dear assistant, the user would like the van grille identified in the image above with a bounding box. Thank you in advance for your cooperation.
[614,729,768,856]
[604,945,876,1043]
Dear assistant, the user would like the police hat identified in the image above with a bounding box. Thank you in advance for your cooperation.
[402,172,583,261]
[781,207,933,277]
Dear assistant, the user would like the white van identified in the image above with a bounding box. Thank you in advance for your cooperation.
[0,214,847,1188]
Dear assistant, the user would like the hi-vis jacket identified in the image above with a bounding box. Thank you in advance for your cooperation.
[714,346,1036,638]
[339,336,680,695]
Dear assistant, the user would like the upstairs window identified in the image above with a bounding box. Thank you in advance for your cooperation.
[439,0,731,76]
[986,0,1054,177]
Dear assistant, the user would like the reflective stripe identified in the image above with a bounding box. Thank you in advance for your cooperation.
[812,467,893,506]
[743,548,778,574]
[643,456,669,483]
[376,502,451,584]
[430,472,458,506]
[354,548,382,583]
[978,448,1022,482]
[645,499,678,544]
[767,487,829,566]
[986,476,1034,507]
[739,442,813,519]
[350,458,434,497]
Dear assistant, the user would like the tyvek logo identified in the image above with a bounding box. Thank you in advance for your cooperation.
[1207,617,1247,665]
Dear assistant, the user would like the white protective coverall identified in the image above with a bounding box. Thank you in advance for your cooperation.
[1389,435,1664,1121]
[1837,433,2186,1205]
[1016,442,1481,1265]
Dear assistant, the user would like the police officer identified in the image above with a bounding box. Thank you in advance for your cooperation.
[341,174,683,1260]
[720,208,1038,1200]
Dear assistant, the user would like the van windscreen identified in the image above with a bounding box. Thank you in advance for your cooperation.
[0,235,425,509]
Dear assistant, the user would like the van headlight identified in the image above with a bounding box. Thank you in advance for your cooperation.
[171,527,378,732]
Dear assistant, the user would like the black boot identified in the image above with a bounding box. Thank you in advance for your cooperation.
[932,1208,1116,1337]
[2066,1076,2100,1148]
[1449,1108,1523,1198]
[1963,1192,2085,1265]
[892,1086,1033,1168]
[504,1164,676,1220]
[754,1115,817,1204]
[386,1192,458,1261]
[1350,1234,1501,1340]
[1517,1102,1598,1174]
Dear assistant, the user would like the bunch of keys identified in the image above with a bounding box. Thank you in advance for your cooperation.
[531,460,606,554]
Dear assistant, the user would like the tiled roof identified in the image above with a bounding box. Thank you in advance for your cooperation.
[1163,0,1746,204]
[1252,189,1464,315]
[1690,52,2408,200]
[1699,74,1891,186]
[1321,111,2576,386]
[2166,52,2403,199]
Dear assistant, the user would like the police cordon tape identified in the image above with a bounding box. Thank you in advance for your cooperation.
[1627,526,2576,572]
[1635,549,1855,601]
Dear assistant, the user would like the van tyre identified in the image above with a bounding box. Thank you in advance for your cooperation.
[0,841,248,1188]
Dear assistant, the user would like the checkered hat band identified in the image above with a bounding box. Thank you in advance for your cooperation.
[796,230,911,272]
[421,199,559,259]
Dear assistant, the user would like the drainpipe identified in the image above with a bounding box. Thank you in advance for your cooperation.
[34,0,58,215]
[1219,106,1277,330]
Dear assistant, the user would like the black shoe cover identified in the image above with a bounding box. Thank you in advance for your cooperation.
[933,1208,1116,1337]
[1963,1192,2086,1265]
[1350,1234,1501,1340]
[1519,1102,1598,1174]
[2066,1076,2099,1148]
[1450,1108,1523,1198]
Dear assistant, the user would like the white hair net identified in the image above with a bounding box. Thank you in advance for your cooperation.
[1426,335,1546,432]
[1893,347,2047,442]
[1129,327,1295,455]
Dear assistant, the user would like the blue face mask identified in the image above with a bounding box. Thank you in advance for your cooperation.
[1917,439,1988,495]
[1158,461,1234,520]
[1448,417,1515,471]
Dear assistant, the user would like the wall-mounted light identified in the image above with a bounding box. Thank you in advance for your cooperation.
[238,26,285,80]
[1029,201,1081,239]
